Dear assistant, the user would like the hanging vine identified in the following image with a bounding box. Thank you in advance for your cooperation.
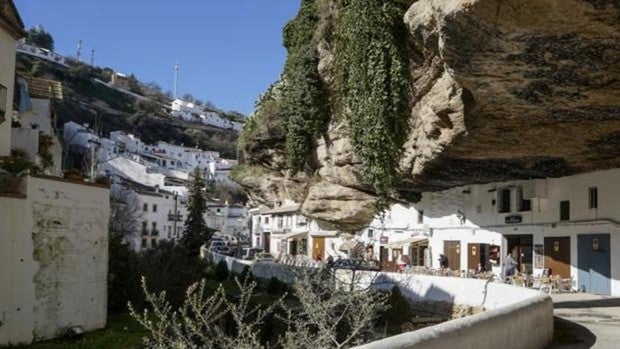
[334,0,412,213]
[280,0,330,173]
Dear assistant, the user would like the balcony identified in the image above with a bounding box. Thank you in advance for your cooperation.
[168,213,183,222]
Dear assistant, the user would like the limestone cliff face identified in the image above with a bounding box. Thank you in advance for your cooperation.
[237,0,620,231]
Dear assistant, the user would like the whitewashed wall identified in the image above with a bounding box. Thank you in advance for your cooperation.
[0,176,110,345]
[0,28,17,157]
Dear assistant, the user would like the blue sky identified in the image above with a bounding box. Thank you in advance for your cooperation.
[14,1,301,115]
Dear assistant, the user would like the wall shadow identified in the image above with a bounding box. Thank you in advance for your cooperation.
[554,297,620,309]
[549,316,597,349]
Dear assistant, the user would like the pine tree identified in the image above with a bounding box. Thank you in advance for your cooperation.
[182,168,211,253]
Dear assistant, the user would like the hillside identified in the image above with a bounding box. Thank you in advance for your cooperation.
[16,54,240,159]
[235,0,620,231]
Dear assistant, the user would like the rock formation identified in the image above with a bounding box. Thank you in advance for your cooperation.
[236,0,620,232]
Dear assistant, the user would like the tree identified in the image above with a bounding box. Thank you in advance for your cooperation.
[25,25,54,50]
[130,268,389,348]
[182,93,196,103]
[182,168,211,253]
[127,73,143,95]
[109,185,142,245]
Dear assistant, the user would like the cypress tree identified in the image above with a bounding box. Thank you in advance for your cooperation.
[182,168,212,253]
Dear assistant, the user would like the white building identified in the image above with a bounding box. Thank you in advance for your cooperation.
[361,169,620,296]
[205,202,248,237]
[250,203,342,261]
[1,7,110,344]
[170,99,244,131]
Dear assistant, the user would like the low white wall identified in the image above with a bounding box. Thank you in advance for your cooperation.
[0,176,110,345]
[208,252,253,275]
[219,254,553,349]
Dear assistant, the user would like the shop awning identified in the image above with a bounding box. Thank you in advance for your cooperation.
[310,230,339,237]
[386,236,428,249]
[280,231,308,240]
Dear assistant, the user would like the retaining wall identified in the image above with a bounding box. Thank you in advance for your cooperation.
[207,253,554,349]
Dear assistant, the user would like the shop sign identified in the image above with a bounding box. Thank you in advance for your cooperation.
[380,236,388,244]
[505,214,522,224]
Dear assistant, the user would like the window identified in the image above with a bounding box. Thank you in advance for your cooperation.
[417,210,424,224]
[589,187,598,209]
[141,221,147,235]
[367,229,374,238]
[0,84,6,123]
[394,230,403,234]
[152,222,158,235]
[560,201,570,221]
[143,203,148,212]
[498,189,511,213]
[141,238,148,248]
[265,217,269,224]
[517,189,531,212]
[152,204,157,212]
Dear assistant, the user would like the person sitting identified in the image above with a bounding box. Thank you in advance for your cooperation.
[439,254,449,269]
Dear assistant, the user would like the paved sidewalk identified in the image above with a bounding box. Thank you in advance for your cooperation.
[550,293,620,348]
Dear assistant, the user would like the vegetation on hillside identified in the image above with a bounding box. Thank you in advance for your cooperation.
[16,54,240,159]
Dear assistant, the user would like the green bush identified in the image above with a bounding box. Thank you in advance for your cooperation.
[380,286,414,327]
[215,260,230,282]
[265,276,288,296]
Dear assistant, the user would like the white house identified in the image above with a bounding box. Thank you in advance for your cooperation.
[250,203,342,261]
[1,6,110,344]
[362,169,620,296]
[170,99,244,131]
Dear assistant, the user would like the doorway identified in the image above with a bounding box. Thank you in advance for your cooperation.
[379,246,393,271]
[544,237,571,278]
[443,241,461,271]
[578,234,611,295]
[312,237,325,261]
[468,243,489,272]
[264,233,270,254]
[505,235,533,274]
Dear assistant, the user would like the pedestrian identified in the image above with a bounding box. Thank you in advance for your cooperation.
[439,254,449,269]
[505,252,517,278]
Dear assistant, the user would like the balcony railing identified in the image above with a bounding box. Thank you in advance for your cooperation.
[168,213,183,222]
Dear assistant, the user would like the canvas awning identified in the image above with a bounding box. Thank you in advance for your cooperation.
[280,231,308,240]
[310,230,338,237]
[386,236,428,249]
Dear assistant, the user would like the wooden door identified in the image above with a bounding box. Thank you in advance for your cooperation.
[379,247,392,271]
[443,241,461,271]
[468,243,481,272]
[544,237,571,278]
[264,233,270,254]
[312,237,325,261]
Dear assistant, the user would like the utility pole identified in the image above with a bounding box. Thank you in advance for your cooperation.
[173,193,179,238]
[173,62,179,100]
[76,40,83,62]
[90,49,95,66]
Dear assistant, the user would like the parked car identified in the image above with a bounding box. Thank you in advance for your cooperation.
[209,241,226,250]
[253,253,274,263]
[329,258,380,271]
[238,247,263,260]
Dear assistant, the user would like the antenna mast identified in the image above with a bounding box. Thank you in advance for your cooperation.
[90,49,95,66]
[76,40,83,62]
[173,62,179,99]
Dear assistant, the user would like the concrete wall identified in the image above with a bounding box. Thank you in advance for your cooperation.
[0,176,110,345]
[0,28,17,157]
[246,259,554,349]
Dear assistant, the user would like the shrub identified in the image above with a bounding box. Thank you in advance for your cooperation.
[380,286,414,327]
[266,276,288,296]
[214,260,230,282]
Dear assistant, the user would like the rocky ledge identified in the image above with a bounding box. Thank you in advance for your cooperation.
[236,0,619,231]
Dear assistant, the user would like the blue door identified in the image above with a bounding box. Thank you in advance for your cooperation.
[578,234,611,295]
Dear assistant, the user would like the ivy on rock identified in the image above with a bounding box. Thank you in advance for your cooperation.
[334,0,412,212]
